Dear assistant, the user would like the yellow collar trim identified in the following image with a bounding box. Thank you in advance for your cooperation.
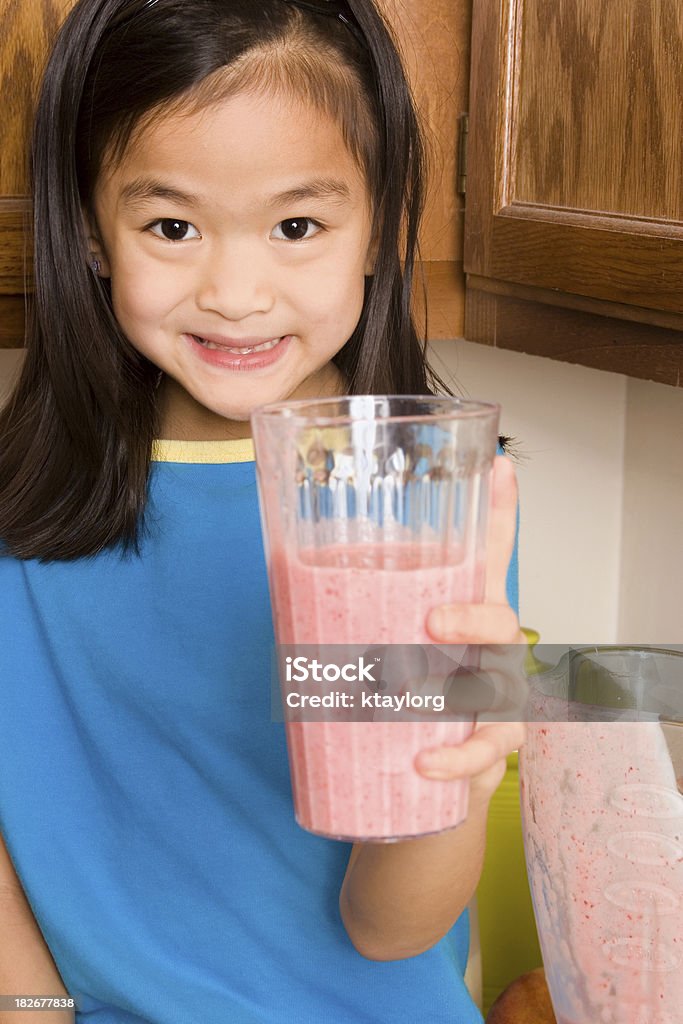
[151,439,255,464]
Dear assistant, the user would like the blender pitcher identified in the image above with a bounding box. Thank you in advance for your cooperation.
[520,647,683,1024]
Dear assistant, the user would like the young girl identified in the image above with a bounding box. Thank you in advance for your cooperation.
[0,0,525,1020]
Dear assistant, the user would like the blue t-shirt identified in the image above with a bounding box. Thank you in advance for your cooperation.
[0,439,518,1023]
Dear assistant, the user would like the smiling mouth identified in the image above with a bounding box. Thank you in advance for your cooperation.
[191,335,283,354]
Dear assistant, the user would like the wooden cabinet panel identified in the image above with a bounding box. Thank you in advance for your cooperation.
[465,0,683,384]
[515,1,683,221]
[0,0,76,347]
[490,217,683,312]
[0,199,31,294]
[466,283,683,385]
[383,0,470,263]
[383,0,470,338]
[0,0,67,196]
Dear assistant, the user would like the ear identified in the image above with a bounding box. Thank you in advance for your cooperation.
[82,208,112,278]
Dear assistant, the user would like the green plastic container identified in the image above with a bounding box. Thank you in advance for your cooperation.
[476,628,545,1016]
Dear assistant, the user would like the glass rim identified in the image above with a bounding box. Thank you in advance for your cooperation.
[534,645,683,685]
[251,394,500,428]
[562,645,683,662]
[531,645,683,717]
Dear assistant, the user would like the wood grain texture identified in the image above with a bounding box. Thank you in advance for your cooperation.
[0,198,32,294]
[381,0,470,262]
[463,0,500,276]
[468,272,683,332]
[514,0,683,220]
[413,259,466,339]
[0,0,75,346]
[0,0,72,196]
[465,0,683,377]
[465,283,683,386]
[491,215,683,311]
[0,295,28,347]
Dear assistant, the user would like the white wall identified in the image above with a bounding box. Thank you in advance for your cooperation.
[3,342,683,645]
[429,339,627,642]
[618,377,683,644]
[429,338,683,646]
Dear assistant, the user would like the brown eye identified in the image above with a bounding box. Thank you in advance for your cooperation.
[273,218,319,241]
[150,219,201,241]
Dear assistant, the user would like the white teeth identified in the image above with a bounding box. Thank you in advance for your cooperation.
[195,335,281,354]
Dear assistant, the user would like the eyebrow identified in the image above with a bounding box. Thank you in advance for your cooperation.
[119,176,353,210]
[266,178,352,208]
[119,179,202,208]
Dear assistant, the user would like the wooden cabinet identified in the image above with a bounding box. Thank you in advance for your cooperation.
[0,2,70,346]
[464,0,683,384]
[2,0,682,384]
[390,0,683,386]
[382,0,471,339]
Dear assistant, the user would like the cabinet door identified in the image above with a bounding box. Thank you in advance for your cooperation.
[465,0,683,384]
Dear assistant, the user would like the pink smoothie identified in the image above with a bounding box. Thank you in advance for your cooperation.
[521,706,683,1024]
[270,541,484,841]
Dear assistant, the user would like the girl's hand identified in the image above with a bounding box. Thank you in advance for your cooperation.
[414,455,527,804]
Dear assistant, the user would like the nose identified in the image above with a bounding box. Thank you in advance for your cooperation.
[195,240,275,321]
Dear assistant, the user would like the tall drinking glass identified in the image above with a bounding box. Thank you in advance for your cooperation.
[252,395,500,841]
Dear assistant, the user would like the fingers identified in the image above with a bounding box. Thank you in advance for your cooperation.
[443,641,530,718]
[426,602,521,645]
[414,721,527,781]
[425,456,518,643]
[414,455,524,794]
[485,455,518,605]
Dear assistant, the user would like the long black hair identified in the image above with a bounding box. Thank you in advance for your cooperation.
[0,0,452,561]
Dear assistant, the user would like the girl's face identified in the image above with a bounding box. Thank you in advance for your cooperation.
[90,88,375,439]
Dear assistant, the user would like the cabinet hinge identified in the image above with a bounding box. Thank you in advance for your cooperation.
[457,113,469,196]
